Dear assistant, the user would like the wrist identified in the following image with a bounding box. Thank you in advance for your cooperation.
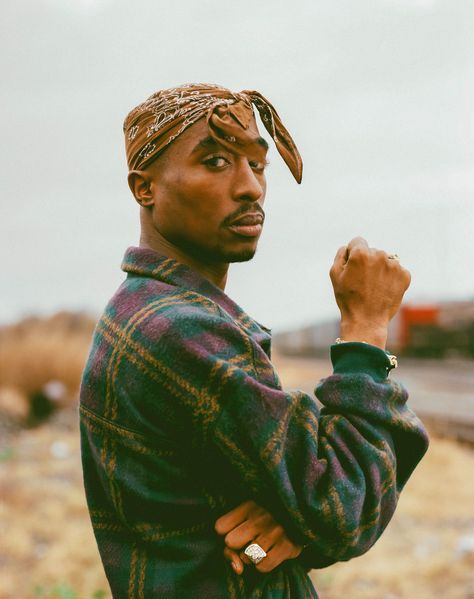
[339,320,388,350]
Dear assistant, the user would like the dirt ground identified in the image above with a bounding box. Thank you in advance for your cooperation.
[1,355,474,598]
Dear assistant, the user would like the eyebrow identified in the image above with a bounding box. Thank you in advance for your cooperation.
[191,135,269,153]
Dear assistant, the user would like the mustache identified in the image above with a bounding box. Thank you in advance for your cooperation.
[221,204,265,227]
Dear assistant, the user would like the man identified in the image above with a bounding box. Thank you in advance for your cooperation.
[80,83,428,598]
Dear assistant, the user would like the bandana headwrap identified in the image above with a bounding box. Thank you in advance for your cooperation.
[123,83,303,183]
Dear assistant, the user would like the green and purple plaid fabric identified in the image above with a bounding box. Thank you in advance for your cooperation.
[80,246,428,598]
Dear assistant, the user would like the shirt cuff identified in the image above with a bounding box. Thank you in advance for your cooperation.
[330,342,393,383]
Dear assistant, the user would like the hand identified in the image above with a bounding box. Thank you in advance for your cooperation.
[330,237,411,349]
[215,500,302,574]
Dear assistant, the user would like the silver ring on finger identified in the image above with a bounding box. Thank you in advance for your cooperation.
[244,543,267,565]
[387,253,400,261]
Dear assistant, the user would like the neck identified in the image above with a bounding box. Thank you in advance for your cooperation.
[139,226,229,290]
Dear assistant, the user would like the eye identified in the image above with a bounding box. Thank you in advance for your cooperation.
[249,159,269,173]
[203,155,230,169]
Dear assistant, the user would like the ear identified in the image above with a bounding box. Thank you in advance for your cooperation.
[127,170,155,207]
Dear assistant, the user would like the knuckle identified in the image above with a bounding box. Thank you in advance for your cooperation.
[260,511,274,525]
[349,246,366,260]
[273,525,285,538]
[386,257,398,268]
[348,236,363,248]
[214,520,225,534]
[403,270,412,287]
[224,533,238,549]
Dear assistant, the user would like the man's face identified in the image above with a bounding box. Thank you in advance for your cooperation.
[146,117,268,265]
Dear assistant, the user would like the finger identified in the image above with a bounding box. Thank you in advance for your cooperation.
[333,245,349,268]
[238,529,294,573]
[239,550,252,565]
[385,254,401,273]
[215,501,256,535]
[374,248,389,262]
[223,547,244,575]
[386,253,410,273]
[384,254,411,285]
[225,513,272,550]
[252,525,285,553]
[347,236,369,252]
[256,539,302,574]
[239,535,272,567]
[330,246,349,284]
[345,237,370,264]
[403,267,411,289]
[394,265,411,292]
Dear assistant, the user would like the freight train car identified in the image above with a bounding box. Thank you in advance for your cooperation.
[391,301,474,357]
[274,301,474,358]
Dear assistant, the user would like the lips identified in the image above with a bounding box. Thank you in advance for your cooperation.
[227,213,264,227]
[225,212,264,238]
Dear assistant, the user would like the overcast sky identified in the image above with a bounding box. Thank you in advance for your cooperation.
[1,0,473,331]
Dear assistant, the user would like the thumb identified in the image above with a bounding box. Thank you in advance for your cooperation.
[330,245,348,282]
[347,236,369,252]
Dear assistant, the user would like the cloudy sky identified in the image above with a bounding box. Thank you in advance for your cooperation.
[1,0,473,331]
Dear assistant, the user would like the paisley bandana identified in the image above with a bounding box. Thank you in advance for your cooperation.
[123,83,303,183]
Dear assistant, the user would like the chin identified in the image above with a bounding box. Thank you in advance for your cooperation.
[221,247,257,263]
[184,241,257,264]
[212,237,260,263]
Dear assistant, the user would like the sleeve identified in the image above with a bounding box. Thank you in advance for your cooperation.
[141,302,429,564]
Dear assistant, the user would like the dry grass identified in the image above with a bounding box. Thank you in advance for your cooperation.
[0,312,96,424]
[0,312,96,395]
[0,316,473,598]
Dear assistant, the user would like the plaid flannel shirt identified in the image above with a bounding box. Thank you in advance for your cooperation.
[80,246,428,598]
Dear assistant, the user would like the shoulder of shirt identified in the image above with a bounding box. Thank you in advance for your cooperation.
[100,273,268,349]
[106,277,237,328]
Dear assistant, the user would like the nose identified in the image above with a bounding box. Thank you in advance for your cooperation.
[232,159,266,203]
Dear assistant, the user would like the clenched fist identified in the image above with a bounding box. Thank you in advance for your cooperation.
[330,237,411,349]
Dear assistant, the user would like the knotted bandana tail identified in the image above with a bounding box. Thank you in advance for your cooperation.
[244,90,303,184]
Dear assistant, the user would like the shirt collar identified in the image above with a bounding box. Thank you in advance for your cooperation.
[121,246,272,342]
